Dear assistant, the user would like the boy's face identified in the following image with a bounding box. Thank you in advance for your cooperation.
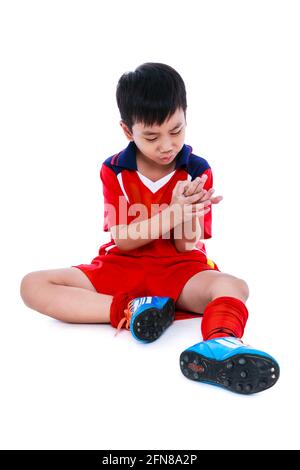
[120,107,186,168]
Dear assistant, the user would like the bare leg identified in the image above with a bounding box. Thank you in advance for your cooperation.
[176,270,249,313]
[209,273,249,303]
[20,267,113,323]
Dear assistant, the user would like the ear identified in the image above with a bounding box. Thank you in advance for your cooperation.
[120,121,133,141]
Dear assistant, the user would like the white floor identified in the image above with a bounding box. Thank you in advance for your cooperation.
[1,0,300,450]
[1,275,299,450]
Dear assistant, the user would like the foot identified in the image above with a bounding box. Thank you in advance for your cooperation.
[120,296,175,343]
[179,336,280,394]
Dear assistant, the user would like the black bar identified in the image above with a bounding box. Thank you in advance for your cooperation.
[0,449,281,466]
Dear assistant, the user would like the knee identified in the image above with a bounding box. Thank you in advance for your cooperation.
[20,272,41,308]
[235,277,250,300]
[210,274,250,301]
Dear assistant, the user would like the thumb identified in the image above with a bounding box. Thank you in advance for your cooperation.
[173,180,185,196]
[178,180,186,193]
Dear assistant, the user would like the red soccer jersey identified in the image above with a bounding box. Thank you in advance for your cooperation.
[72,141,220,316]
[100,141,213,258]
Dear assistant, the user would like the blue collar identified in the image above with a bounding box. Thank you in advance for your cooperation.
[112,141,192,170]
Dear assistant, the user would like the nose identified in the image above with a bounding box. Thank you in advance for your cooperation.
[160,144,173,154]
[159,137,175,154]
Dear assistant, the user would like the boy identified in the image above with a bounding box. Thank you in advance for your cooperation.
[20,62,279,394]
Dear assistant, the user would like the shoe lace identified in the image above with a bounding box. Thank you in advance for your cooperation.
[115,298,135,336]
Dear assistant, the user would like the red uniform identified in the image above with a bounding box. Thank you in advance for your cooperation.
[72,141,221,320]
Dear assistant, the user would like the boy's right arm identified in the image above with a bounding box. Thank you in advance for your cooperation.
[111,204,183,251]
[111,181,211,252]
[100,164,210,252]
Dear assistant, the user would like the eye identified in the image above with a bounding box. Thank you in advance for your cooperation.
[145,129,182,142]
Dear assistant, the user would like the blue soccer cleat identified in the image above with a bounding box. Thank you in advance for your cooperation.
[119,296,175,343]
[180,336,280,394]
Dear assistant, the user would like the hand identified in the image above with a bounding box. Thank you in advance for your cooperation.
[170,180,212,223]
[182,174,223,205]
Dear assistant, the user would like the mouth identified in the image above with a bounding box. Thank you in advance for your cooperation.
[160,154,174,162]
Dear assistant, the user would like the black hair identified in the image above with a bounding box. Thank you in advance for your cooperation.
[116,62,187,133]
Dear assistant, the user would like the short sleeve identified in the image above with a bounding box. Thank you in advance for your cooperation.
[196,167,213,239]
[100,164,129,232]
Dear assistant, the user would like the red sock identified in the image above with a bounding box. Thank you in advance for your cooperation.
[110,292,134,329]
[201,296,249,340]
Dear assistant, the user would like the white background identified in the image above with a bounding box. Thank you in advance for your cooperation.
[1,0,299,450]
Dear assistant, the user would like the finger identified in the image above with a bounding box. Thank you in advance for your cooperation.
[192,181,206,197]
[199,174,208,183]
[192,200,212,211]
[193,190,208,203]
[192,187,216,204]
[183,182,192,196]
[195,207,211,217]
[185,174,207,196]
[190,178,203,195]
[199,188,215,201]
[197,174,208,191]
[186,190,207,203]
[184,178,199,196]
[210,195,223,204]
[175,180,186,196]
[180,181,190,195]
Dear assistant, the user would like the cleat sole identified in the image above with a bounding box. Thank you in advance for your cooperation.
[179,350,280,394]
[132,298,175,343]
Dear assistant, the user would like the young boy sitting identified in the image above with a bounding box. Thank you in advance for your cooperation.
[20,62,279,395]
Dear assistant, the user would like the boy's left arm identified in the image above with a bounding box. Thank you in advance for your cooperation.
[173,169,222,252]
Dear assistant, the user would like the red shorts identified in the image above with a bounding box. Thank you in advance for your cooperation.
[72,247,221,321]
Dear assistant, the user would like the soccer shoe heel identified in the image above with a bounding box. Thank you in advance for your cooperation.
[131,297,175,343]
[179,350,280,394]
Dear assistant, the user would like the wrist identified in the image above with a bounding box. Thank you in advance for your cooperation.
[168,203,184,228]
